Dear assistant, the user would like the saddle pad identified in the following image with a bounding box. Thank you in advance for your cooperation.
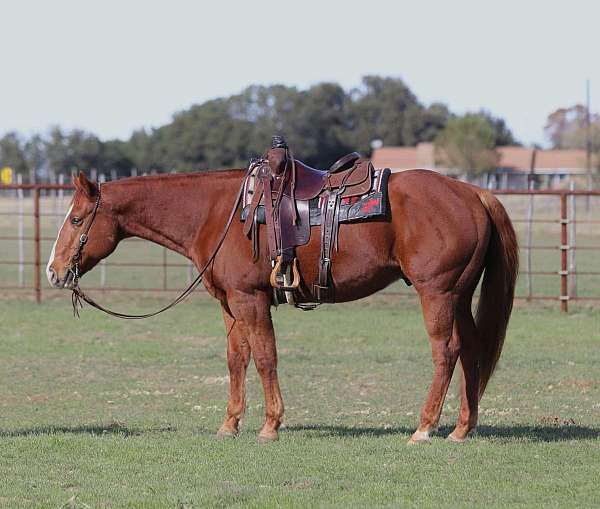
[241,168,390,225]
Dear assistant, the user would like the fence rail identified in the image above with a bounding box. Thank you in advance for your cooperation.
[1,184,600,311]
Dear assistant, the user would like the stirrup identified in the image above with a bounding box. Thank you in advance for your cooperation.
[270,256,300,291]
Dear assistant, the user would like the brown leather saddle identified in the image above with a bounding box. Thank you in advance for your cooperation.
[243,136,375,308]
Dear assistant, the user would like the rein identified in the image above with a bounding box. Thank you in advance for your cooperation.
[70,171,248,319]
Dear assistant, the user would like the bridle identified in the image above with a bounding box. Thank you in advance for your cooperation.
[69,171,248,319]
[66,184,102,289]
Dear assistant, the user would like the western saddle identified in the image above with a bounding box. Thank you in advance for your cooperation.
[243,136,375,309]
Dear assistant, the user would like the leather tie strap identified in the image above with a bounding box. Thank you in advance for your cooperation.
[315,189,342,303]
[262,174,279,261]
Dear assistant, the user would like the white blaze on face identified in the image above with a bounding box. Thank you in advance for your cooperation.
[46,204,73,285]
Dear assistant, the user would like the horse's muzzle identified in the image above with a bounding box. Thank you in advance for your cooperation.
[47,268,76,289]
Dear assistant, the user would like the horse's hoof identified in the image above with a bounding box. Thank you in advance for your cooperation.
[447,428,475,443]
[257,430,279,443]
[216,427,238,440]
[407,429,432,445]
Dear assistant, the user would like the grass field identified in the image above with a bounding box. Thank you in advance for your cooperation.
[1,296,599,508]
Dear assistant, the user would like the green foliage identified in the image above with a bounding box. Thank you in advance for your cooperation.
[545,105,592,149]
[480,111,519,146]
[544,105,600,170]
[0,132,28,175]
[102,139,134,173]
[1,76,519,181]
[435,113,500,176]
[346,76,424,151]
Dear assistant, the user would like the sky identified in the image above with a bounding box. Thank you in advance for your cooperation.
[2,0,599,147]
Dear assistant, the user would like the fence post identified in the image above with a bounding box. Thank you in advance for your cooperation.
[560,193,568,312]
[17,174,25,287]
[569,182,577,299]
[526,181,534,300]
[33,186,41,303]
[52,173,60,230]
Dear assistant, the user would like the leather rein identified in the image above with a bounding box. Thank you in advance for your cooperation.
[69,172,248,319]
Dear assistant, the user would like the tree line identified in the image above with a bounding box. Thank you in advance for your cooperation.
[0,75,532,182]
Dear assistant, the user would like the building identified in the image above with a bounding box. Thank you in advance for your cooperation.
[371,143,597,189]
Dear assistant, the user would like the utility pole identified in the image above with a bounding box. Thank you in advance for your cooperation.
[586,79,592,191]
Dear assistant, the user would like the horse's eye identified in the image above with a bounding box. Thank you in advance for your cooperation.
[71,217,82,226]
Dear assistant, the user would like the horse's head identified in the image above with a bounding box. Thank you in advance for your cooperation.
[47,172,119,289]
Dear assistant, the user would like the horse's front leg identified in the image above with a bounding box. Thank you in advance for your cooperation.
[227,290,284,442]
[217,305,251,438]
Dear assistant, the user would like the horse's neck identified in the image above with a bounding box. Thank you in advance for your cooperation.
[108,174,224,258]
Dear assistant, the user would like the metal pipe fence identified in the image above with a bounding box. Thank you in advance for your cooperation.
[1,184,600,311]
[0,183,196,302]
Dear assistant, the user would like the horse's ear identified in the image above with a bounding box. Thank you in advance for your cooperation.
[73,171,98,199]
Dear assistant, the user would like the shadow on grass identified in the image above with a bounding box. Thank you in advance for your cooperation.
[473,424,600,442]
[285,424,414,438]
[286,424,600,442]
[0,422,177,438]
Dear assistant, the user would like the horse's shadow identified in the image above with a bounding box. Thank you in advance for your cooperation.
[0,422,176,438]
[3,423,598,442]
[285,424,600,442]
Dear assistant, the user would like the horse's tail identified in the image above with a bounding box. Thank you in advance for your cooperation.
[475,190,519,397]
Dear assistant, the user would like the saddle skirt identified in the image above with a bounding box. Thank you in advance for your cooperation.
[241,166,390,226]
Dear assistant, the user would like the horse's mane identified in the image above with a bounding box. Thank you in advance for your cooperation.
[102,168,245,187]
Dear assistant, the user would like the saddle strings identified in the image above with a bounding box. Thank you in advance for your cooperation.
[70,169,250,320]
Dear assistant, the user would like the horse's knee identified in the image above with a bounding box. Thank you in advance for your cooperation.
[227,349,248,371]
[254,353,277,378]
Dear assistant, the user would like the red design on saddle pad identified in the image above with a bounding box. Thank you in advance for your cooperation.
[361,197,380,213]
[342,196,360,206]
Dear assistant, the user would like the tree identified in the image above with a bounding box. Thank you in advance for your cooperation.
[0,132,28,176]
[481,111,518,146]
[346,76,429,153]
[66,130,103,170]
[127,129,156,172]
[544,105,600,171]
[24,134,45,183]
[434,113,499,176]
[102,140,134,175]
[1,76,519,177]
[544,105,600,152]
[272,82,352,166]
[416,102,453,143]
[44,127,70,179]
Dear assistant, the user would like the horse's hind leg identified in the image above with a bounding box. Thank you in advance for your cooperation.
[217,305,251,438]
[410,291,460,444]
[448,301,480,442]
[227,290,284,442]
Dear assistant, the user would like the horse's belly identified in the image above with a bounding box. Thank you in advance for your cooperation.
[294,221,403,303]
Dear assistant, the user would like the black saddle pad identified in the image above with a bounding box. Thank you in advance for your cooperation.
[241,168,390,226]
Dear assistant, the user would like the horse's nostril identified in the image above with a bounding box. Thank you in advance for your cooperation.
[49,268,58,284]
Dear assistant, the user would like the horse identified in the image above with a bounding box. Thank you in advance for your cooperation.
[46,168,518,443]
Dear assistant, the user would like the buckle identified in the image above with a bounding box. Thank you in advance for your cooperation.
[313,285,328,303]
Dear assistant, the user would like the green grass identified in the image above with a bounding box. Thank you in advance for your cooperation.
[1,296,599,508]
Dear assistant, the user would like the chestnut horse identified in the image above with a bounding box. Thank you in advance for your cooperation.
[47,169,518,443]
